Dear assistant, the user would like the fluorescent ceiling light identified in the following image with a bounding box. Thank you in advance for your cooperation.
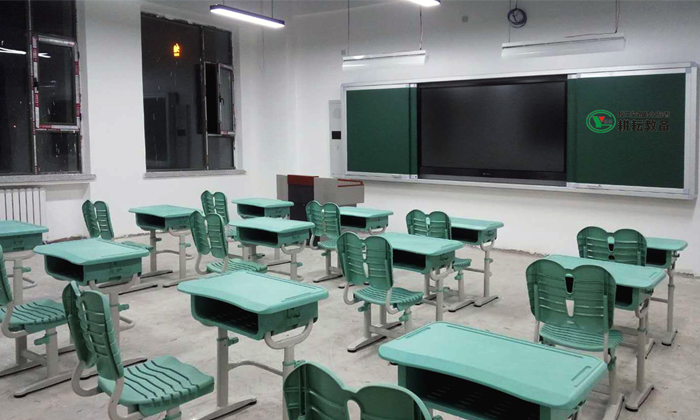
[405,0,441,7]
[502,34,625,58]
[343,50,427,71]
[210,4,285,29]
[0,47,27,55]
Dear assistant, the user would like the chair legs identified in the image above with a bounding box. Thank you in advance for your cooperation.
[313,250,343,283]
[164,407,182,420]
[603,349,625,420]
[347,304,403,353]
[14,328,73,398]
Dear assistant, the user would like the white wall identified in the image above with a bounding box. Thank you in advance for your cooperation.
[286,0,700,273]
[41,0,297,239]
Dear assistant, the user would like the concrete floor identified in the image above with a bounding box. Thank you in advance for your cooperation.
[2,233,699,420]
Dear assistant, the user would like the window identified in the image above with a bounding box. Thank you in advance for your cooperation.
[0,0,81,175]
[141,14,235,172]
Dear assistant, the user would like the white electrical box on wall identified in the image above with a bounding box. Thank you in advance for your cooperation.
[329,100,343,178]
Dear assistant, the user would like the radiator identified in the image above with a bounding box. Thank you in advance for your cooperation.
[0,187,48,229]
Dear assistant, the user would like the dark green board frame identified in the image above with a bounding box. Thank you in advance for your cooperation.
[567,73,686,188]
[346,87,418,175]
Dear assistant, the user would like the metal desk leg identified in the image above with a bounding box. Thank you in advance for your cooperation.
[474,241,498,307]
[162,229,198,288]
[0,252,41,379]
[197,328,257,420]
[139,230,173,280]
[651,254,678,346]
[281,243,306,282]
[626,298,654,412]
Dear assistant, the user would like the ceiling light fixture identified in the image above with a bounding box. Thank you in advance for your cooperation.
[502,34,625,58]
[405,0,441,7]
[210,4,285,29]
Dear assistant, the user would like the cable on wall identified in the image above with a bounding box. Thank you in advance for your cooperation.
[347,0,351,56]
[567,0,621,38]
[419,7,424,50]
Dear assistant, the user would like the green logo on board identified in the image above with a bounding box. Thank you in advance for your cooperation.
[586,110,616,133]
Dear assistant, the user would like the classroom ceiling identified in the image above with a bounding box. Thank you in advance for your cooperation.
[146,0,392,18]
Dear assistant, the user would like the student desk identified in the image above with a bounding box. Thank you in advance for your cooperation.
[129,204,198,287]
[34,238,150,368]
[229,218,314,281]
[646,237,688,346]
[546,254,667,412]
[379,232,463,321]
[231,197,294,219]
[0,220,54,380]
[231,197,295,264]
[379,322,607,420]
[178,272,328,420]
[450,217,504,308]
[339,206,393,234]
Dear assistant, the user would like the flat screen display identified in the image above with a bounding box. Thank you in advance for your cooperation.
[419,76,568,182]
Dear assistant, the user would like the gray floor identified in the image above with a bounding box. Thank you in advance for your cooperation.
[2,234,699,420]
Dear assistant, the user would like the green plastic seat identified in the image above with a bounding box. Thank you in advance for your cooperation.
[338,232,422,352]
[406,209,471,281]
[0,245,72,397]
[526,259,623,417]
[306,200,344,283]
[284,361,437,420]
[62,283,214,420]
[201,190,237,239]
[190,212,267,276]
[577,226,647,266]
[82,200,153,251]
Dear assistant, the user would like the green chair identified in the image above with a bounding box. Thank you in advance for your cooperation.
[189,211,267,275]
[406,209,471,298]
[0,245,72,397]
[306,200,343,283]
[577,226,647,266]
[526,259,624,420]
[338,232,423,352]
[82,200,153,252]
[284,361,439,420]
[62,282,214,420]
[201,190,237,239]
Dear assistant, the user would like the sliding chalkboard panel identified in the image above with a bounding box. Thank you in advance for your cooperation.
[567,73,686,188]
[346,86,417,176]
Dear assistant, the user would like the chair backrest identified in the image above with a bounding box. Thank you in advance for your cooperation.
[189,211,229,259]
[0,246,12,305]
[284,362,432,420]
[337,232,393,290]
[82,200,115,240]
[61,282,123,381]
[201,190,230,224]
[305,200,342,240]
[406,209,451,239]
[577,226,647,266]
[526,259,616,334]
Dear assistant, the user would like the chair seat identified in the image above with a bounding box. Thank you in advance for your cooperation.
[122,241,154,252]
[0,299,66,334]
[453,257,472,270]
[540,323,623,352]
[318,239,337,251]
[354,286,423,311]
[207,260,267,274]
[98,356,215,418]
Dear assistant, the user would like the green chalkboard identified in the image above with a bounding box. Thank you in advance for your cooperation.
[567,73,686,188]
[346,87,417,175]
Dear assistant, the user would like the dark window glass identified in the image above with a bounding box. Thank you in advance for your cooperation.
[141,15,205,171]
[220,66,234,133]
[205,63,219,134]
[37,41,77,125]
[0,0,32,174]
[208,136,234,170]
[31,0,76,38]
[204,28,232,65]
[36,131,79,173]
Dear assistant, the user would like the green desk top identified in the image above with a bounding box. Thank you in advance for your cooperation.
[229,217,314,233]
[646,237,688,252]
[379,322,607,410]
[231,198,294,208]
[34,238,150,265]
[128,205,198,218]
[178,271,328,314]
[450,217,504,231]
[340,207,394,218]
[546,255,666,290]
[380,232,463,256]
[0,220,48,237]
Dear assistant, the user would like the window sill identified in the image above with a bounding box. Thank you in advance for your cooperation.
[0,173,96,187]
[143,169,246,179]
